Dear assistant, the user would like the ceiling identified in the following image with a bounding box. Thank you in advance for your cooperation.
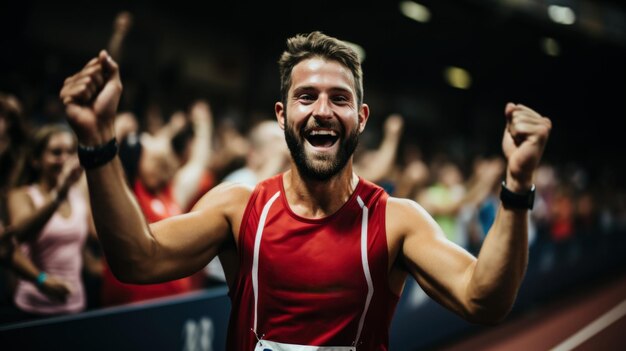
[1,0,625,176]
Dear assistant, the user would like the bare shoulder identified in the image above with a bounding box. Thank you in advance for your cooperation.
[188,181,254,244]
[191,181,254,215]
[191,182,254,224]
[386,196,442,243]
[7,186,32,206]
[6,186,35,221]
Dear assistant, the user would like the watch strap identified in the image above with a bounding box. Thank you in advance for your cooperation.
[500,181,535,210]
[77,137,118,170]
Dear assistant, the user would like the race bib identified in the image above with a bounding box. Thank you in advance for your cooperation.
[254,339,356,351]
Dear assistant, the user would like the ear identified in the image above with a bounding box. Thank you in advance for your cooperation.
[358,103,370,134]
[275,102,286,130]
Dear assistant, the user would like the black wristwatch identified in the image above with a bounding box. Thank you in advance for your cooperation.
[77,137,119,170]
[500,181,535,210]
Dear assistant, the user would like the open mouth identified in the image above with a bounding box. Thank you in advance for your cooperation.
[50,165,64,174]
[305,129,339,148]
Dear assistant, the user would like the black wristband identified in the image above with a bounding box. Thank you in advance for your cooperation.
[77,138,118,170]
[500,181,535,210]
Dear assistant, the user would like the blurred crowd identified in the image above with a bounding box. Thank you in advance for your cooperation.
[1,11,625,326]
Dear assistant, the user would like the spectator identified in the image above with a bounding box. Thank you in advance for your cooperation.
[0,93,29,320]
[5,124,101,322]
[222,119,289,187]
[100,100,213,306]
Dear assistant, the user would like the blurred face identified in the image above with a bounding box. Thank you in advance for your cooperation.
[275,57,369,181]
[138,135,179,192]
[38,132,77,179]
[438,163,463,187]
[248,122,287,169]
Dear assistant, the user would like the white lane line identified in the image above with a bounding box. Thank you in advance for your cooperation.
[550,299,626,351]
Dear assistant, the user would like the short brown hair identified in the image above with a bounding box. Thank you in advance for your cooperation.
[278,31,364,107]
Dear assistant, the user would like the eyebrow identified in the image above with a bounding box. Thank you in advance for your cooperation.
[292,85,354,96]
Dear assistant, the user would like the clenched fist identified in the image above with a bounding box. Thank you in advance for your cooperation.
[502,103,552,192]
[59,50,122,146]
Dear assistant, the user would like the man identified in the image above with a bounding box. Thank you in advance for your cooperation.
[60,31,551,350]
[222,119,289,188]
[100,101,213,306]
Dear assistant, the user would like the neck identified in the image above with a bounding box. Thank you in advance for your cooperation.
[283,162,359,219]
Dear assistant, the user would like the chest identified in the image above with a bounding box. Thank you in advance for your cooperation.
[247,200,388,297]
[262,220,365,291]
[56,200,72,218]
[33,198,88,249]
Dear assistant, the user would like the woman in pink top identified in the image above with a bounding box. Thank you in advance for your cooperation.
[6,124,101,320]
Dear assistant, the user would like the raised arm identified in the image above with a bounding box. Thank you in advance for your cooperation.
[107,11,133,62]
[355,113,404,183]
[7,158,83,243]
[59,51,239,284]
[395,102,551,324]
[172,100,213,210]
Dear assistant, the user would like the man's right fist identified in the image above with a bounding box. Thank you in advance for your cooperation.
[60,50,122,146]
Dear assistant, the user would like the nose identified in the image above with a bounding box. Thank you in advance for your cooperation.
[311,95,333,120]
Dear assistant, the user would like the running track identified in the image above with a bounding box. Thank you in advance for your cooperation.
[438,271,626,350]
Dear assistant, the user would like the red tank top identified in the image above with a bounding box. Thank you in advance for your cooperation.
[227,174,399,350]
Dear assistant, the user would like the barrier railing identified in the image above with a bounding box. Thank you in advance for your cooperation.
[2,231,625,350]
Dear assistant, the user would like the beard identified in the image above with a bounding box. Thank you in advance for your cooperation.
[284,115,359,181]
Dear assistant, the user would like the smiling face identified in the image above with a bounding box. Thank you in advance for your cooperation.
[37,131,77,182]
[276,57,369,181]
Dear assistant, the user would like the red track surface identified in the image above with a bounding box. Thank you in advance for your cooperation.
[439,272,626,351]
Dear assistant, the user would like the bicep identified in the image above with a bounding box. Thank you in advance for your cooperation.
[148,209,228,280]
[391,198,476,316]
[142,183,249,282]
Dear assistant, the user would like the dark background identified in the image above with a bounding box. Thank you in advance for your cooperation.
[1,0,625,182]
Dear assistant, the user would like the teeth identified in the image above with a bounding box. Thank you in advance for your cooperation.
[309,130,337,136]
